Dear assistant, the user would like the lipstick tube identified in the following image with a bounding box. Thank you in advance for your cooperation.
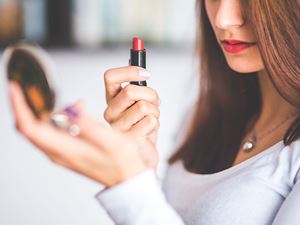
[130,37,147,86]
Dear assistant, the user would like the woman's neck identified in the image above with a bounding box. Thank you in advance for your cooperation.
[256,70,298,128]
[234,70,299,165]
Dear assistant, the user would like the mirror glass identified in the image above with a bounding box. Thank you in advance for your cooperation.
[6,44,55,120]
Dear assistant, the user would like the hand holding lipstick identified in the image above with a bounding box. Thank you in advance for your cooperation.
[103,66,160,168]
[103,37,160,168]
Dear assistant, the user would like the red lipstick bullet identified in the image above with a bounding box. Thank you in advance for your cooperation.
[132,37,145,51]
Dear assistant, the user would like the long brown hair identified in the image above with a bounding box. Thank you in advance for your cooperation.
[169,0,300,174]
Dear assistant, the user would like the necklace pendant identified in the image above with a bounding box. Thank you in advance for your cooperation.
[242,140,255,152]
[242,134,256,152]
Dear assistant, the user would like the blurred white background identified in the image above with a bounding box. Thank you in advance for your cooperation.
[0,0,199,224]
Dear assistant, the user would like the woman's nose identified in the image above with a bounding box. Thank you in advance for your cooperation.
[214,0,245,30]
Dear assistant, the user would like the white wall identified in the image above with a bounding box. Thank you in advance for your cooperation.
[0,46,199,225]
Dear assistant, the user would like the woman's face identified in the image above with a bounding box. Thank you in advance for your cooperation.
[205,0,264,73]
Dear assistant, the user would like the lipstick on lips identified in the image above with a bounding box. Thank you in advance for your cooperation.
[221,39,256,54]
[130,37,147,86]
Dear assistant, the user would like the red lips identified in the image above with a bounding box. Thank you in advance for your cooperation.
[221,39,256,53]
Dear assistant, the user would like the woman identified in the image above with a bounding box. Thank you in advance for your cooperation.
[9,0,300,224]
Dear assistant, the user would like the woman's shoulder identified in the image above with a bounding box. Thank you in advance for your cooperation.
[287,137,300,155]
[260,138,300,186]
[279,138,300,185]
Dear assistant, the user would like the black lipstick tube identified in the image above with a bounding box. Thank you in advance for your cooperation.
[129,39,147,86]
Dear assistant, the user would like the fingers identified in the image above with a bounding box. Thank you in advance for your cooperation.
[74,111,123,151]
[61,109,148,185]
[111,100,160,131]
[139,140,158,169]
[129,114,160,138]
[104,66,150,103]
[9,82,39,136]
[73,111,157,173]
[147,132,158,145]
[23,121,109,185]
[104,84,159,123]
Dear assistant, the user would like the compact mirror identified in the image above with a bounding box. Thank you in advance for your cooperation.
[4,42,78,134]
[5,43,56,120]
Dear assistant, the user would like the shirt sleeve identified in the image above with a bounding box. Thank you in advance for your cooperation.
[271,181,300,225]
[271,161,300,225]
[95,169,185,225]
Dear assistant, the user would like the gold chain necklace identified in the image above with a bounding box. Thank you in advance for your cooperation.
[241,112,299,152]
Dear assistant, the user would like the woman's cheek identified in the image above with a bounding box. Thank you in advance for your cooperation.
[205,0,219,24]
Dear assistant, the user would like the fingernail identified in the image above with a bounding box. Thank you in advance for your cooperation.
[138,69,151,77]
[63,105,80,120]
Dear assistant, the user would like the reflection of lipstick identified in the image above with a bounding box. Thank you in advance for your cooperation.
[130,37,147,86]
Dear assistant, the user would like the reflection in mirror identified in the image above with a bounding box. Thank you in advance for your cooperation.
[7,46,55,120]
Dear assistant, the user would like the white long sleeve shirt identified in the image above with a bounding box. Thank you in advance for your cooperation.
[95,138,300,225]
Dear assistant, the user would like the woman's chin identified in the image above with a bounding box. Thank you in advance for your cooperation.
[225,59,264,74]
[222,48,265,74]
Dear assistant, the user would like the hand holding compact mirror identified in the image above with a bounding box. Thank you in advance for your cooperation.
[4,42,80,135]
